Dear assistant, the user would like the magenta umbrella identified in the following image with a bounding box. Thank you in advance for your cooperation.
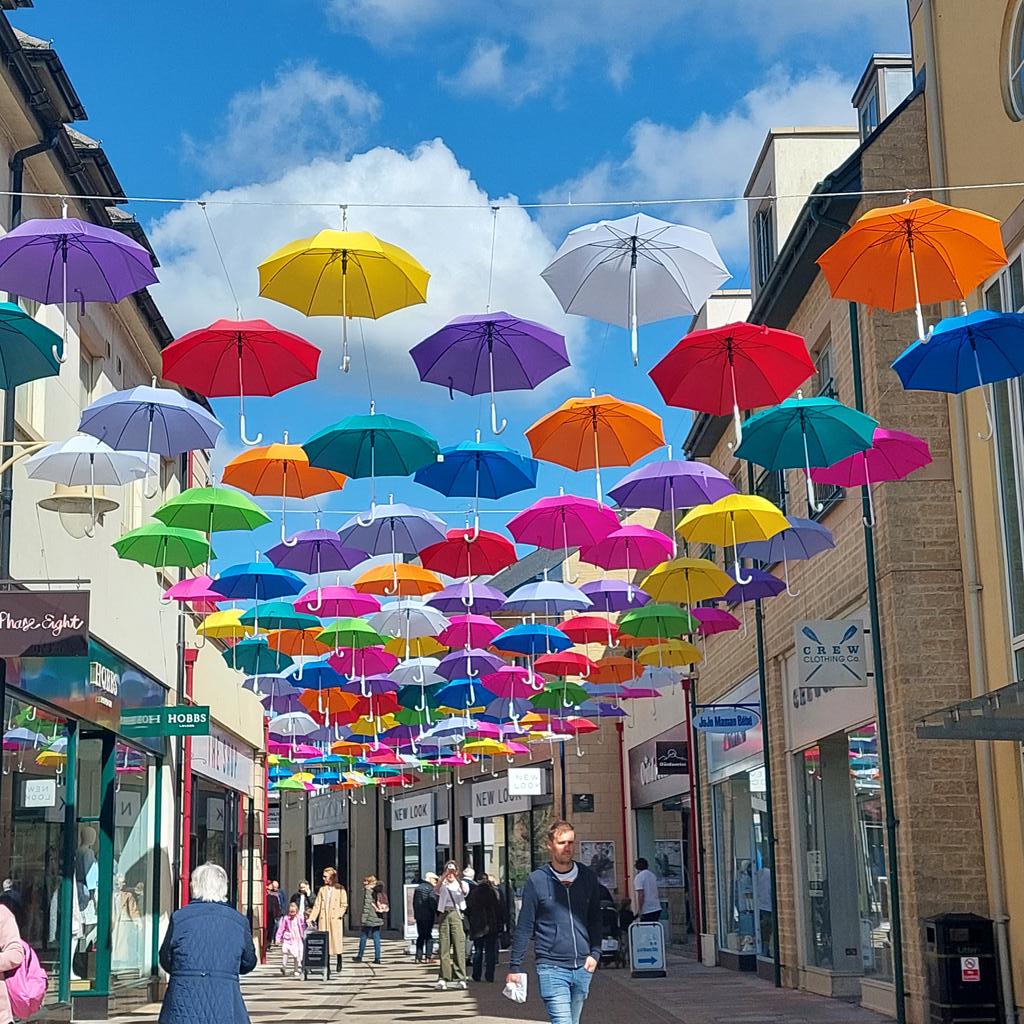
[438,614,503,650]
[692,607,740,636]
[579,525,673,599]
[482,666,542,699]
[295,586,380,618]
[328,647,397,677]
[810,427,932,527]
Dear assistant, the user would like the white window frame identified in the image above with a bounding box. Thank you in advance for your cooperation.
[1009,0,1024,120]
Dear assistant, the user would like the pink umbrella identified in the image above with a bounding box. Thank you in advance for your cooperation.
[162,574,224,605]
[437,614,503,650]
[617,686,661,699]
[579,524,673,600]
[328,647,398,678]
[508,493,618,582]
[810,427,931,527]
[364,745,402,765]
[482,666,541,698]
[504,741,531,755]
[692,607,740,635]
[296,586,380,618]
[468,721,504,738]
[268,740,320,758]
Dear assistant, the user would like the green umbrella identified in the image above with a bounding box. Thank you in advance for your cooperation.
[222,636,294,675]
[317,617,386,650]
[113,522,212,569]
[619,602,697,639]
[153,486,271,534]
[273,778,308,790]
[531,682,589,710]
[302,406,439,521]
[0,301,63,388]
[240,601,318,632]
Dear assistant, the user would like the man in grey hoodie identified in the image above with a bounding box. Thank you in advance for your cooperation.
[507,820,603,1024]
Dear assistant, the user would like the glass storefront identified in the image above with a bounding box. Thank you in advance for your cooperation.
[796,722,891,980]
[191,776,240,903]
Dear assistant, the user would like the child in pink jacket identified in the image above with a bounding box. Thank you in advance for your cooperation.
[276,901,306,977]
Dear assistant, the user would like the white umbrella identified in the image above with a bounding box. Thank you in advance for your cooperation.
[268,711,318,738]
[369,600,450,641]
[541,212,729,365]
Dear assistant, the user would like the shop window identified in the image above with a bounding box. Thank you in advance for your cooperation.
[14,377,45,437]
[754,205,775,289]
[1,695,70,1005]
[1009,0,1024,119]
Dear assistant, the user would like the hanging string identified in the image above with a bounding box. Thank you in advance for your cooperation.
[485,205,499,313]
[357,319,374,407]
[198,202,242,319]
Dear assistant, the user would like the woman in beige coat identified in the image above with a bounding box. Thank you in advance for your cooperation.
[0,901,27,1024]
[307,867,348,972]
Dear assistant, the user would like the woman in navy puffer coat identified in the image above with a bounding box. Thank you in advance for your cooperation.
[159,863,258,1024]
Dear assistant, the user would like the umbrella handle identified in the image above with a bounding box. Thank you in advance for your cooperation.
[863,461,877,529]
[455,767,465,785]
[356,500,377,528]
[460,576,475,608]
[576,733,585,758]
[341,260,351,373]
[973,350,995,441]
[801,428,824,513]
[83,458,98,538]
[194,623,208,650]
[488,343,507,435]
[562,517,579,584]
[783,549,800,598]
[730,517,753,585]
[463,514,481,543]
[726,353,741,450]
[383,559,400,597]
[308,587,324,613]
[52,343,67,365]
[238,368,263,445]
[280,480,298,546]
[54,245,68,364]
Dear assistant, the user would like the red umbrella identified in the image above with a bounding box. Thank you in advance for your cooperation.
[534,651,597,678]
[650,321,814,448]
[420,529,516,578]
[560,614,619,647]
[162,318,320,445]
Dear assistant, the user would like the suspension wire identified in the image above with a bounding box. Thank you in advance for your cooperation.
[198,202,242,318]
[357,319,374,407]
[485,205,499,313]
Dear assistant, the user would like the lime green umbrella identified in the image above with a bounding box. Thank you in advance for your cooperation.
[153,486,270,534]
[317,617,385,649]
[618,602,697,639]
[113,523,212,569]
[531,682,589,710]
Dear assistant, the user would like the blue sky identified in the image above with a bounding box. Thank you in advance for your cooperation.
[13,2,909,571]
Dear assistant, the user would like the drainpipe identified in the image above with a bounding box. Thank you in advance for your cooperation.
[920,3,1017,1019]
[616,721,631,902]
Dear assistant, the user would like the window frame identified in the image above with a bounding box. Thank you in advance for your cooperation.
[753,205,775,289]
[1009,0,1024,120]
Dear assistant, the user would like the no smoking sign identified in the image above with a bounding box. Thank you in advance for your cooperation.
[961,956,981,983]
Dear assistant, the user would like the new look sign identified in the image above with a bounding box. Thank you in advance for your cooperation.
[693,706,761,734]
[389,792,435,831]
[795,619,868,688]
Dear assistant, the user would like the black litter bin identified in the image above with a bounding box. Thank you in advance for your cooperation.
[923,913,998,1024]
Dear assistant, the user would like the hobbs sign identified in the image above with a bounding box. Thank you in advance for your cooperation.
[795,619,867,688]
[390,792,434,831]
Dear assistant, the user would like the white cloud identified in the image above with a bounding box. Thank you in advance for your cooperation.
[149,138,581,409]
[184,62,381,185]
[325,0,908,99]
[542,66,858,263]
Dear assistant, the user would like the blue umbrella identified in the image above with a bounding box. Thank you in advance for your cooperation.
[492,624,572,656]
[210,563,305,602]
[434,679,498,711]
[337,501,446,555]
[242,672,299,699]
[483,696,534,721]
[287,658,347,691]
[414,433,538,539]
[736,516,835,596]
[892,310,1024,440]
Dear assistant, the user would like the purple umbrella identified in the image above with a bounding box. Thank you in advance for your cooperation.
[267,529,366,612]
[736,516,835,596]
[410,312,570,435]
[580,579,651,612]
[723,568,785,603]
[608,456,736,554]
[426,582,507,613]
[437,648,506,681]
[0,213,158,364]
[343,673,400,698]
[337,501,446,556]
[691,607,740,636]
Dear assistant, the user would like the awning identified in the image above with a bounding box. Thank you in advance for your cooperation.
[915,679,1024,741]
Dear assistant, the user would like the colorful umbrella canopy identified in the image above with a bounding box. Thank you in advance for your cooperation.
[240,601,318,632]
[304,410,439,516]
[420,529,516,578]
[735,396,878,514]
[736,517,836,595]
[162,574,224,611]
[328,647,398,678]
[338,501,446,557]
[154,486,270,535]
[434,680,496,711]
[618,603,697,640]
[317,618,386,650]
[892,310,1024,441]
[411,312,570,433]
[526,392,665,502]
[589,656,641,684]
[161,318,320,445]
[692,607,741,636]
[437,615,503,650]
[426,582,507,614]
[369,601,449,643]
[0,300,64,387]
[25,434,155,487]
[384,635,446,659]
[810,427,932,526]
[580,525,674,577]
[492,624,572,656]
[481,666,542,698]
[267,530,366,579]
[392,658,444,687]
[531,682,590,710]
[225,636,295,675]
[724,568,786,603]
[268,711,320,737]
[560,615,619,647]
[258,228,430,373]
[197,609,254,640]
[579,579,651,612]
[508,494,619,570]
[353,563,444,597]
[649,322,814,447]
[678,494,788,584]
[641,557,735,606]
[541,212,729,365]
[503,581,592,616]
[266,629,330,659]
[817,198,1007,340]
[637,640,702,668]
[534,651,597,678]
[113,523,212,569]
[222,442,347,541]
[437,649,506,681]
[295,586,380,618]
[209,562,304,600]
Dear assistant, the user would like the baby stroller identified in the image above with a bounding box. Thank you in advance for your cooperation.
[598,900,622,967]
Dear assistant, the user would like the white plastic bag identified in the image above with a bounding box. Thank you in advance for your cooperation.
[503,974,528,1003]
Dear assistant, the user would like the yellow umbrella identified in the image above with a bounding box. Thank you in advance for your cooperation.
[290,772,315,783]
[642,557,734,606]
[346,714,398,737]
[462,739,512,755]
[678,494,787,585]
[384,635,446,658]
[257,229,430,373]
[638,640,703,668]
[35,750,65,767]
[198,609,257,640]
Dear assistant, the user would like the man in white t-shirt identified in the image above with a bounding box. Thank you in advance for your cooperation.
[632,858,661,922]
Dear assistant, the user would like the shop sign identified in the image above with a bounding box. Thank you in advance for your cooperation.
[0,590,89,658]
[706,675,764,783]
[471,776,530,818]
[307,790,349,834]
[507,767,544,796]
[628,921,667,977]
[654,742,689,775]
[628,725,689,806]
[191,727,254,794]
[267,804,280,836]
[693,706,761,733]
[795,619,867,688]
[206,797,226,832]
[121,705,210,738]
[390,791,435,830]
[21,777,57,808]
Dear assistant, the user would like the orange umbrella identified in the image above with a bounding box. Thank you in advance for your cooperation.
[330,739,369,756]
[589,655,641,684]
[354,563,444,597]
[817,198,1006,341]
[526,390,664,502]
[222,439,347,542]
[299,689,359,718]
[265,628,330,658]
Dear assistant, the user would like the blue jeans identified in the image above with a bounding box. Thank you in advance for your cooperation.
[357,926,381,961]
[536,964,594,1024]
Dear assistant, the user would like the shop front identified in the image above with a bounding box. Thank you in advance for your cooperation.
[387,789,446,919]
[782,649,891,1009]
[706,674,773,974]
[306,790,350,893]
[0,598,167,1017]
[627,724,694,944]
[190,725,256,908]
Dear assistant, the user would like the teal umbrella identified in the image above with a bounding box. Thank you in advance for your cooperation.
[240,601,318,632]
[302,403,439,523]
[735,395,877,513]
[0,301,63,387]
[222,636,294,675]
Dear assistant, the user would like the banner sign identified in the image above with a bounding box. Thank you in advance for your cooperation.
[693,705,761,733]
[795,619,867,688]
[654,742,689,775]
[471,776,530,818]
[0,590,89,657]
[121,705,210,737]
[389,791,435,830]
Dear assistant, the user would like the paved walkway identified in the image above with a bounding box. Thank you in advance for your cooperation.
[107,940,891,1024]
